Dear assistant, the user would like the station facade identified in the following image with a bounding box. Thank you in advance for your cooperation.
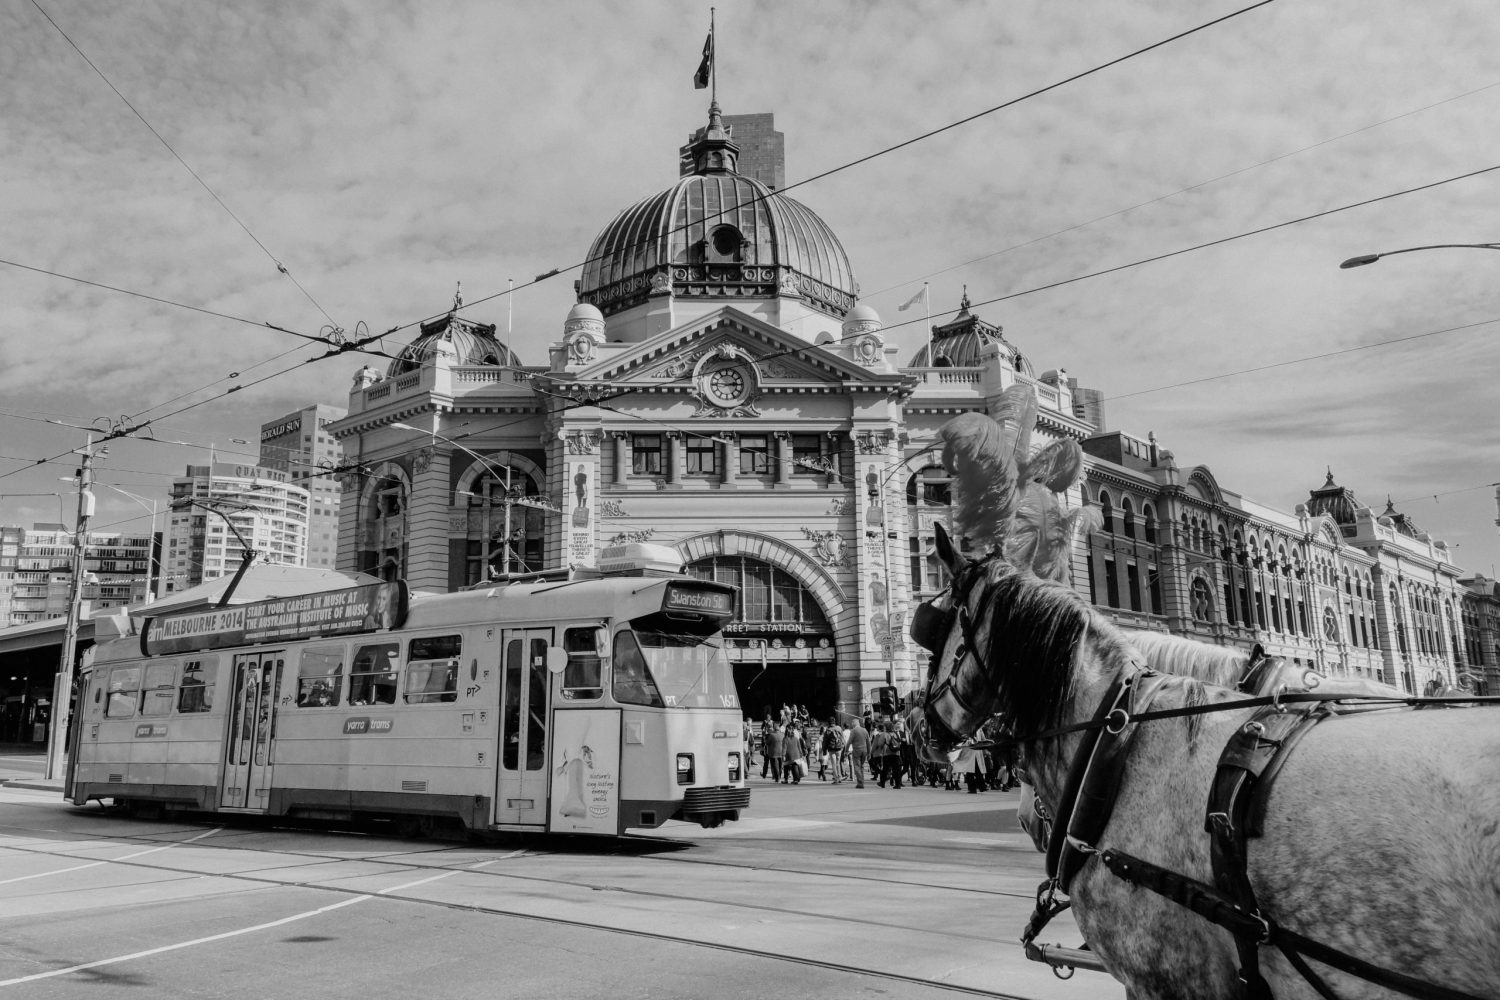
[327,103,1496,720]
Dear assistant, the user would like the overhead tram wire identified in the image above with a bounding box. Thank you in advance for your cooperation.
[27,0,343,333]
[862,79,1500,299]
[370,0,1282,349]
[871,162,1500,339]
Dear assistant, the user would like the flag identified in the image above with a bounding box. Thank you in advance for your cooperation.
[897,286,927,312]
[693,31,713,89]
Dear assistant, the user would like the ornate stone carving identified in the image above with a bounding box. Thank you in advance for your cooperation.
[856,431,890,454]
[598,499,627,518]
[651,350,703,379]
[608,528,655,545]
[828,497,851,516]
[649,271,672,294]
[801,526,848,567]
[412,447,433,474]
[564,430,600,455]
[853,333,884,366]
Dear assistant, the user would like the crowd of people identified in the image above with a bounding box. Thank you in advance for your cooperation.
[743,705,1018,793]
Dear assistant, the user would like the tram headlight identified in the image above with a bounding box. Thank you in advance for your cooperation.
[727,751,742,781]
[676,753,695,785]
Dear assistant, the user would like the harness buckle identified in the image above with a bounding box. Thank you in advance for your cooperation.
[1104,707,1130,734]
[1064,834,1099,857]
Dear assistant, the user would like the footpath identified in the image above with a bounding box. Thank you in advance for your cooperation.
[0,742,57,792]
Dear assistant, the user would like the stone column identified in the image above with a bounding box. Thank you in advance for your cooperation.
[720,435,738,488]
[402,448,452,593]
[774,432,791,487]
[612,433,628,485]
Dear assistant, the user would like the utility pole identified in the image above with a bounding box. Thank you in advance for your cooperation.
[45,434,95,781]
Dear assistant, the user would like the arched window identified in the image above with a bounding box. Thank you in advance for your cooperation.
[1120,497,1136,539]
[686,556,829,628]
[1142,503,1157,543]
[1099,491,1114,533]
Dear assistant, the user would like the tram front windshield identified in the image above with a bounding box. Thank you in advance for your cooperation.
[612,628,738,709]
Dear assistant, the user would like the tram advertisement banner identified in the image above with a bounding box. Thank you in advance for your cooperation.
[549,709,621,835]
[141,581,409,656]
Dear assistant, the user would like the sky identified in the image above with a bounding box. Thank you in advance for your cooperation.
[2,0,1499,575]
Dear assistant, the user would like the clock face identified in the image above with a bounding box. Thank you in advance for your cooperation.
[708,367,745,402]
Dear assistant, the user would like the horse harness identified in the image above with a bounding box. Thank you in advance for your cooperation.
[1020,649,1496,1000]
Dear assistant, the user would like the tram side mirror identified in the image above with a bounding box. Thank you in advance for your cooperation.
[545,647,569,675]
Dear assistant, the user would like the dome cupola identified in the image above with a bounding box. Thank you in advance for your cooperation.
[908,290,1033,374]
[576,103,859,321]
[387,307,522,376]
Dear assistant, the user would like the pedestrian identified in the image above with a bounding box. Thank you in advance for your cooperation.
[839,717,853,779]
[743,716,754,773]
[846,716,870,788]
[819,718,843,783]
[761,716,784,783]
[782,723,806,784]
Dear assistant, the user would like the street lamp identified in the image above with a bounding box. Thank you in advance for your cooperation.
[389,421,552,578]
[95,484,161,602]
[1339,243,1500,269]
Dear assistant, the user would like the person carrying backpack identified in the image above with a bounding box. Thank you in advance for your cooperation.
[819,720,844,783]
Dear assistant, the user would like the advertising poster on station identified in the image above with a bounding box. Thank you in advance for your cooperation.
[549,709,621,834]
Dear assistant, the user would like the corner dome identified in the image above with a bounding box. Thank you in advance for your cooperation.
[908,291,1033,374]
[1305,469,1359,525]
[577,103,859,321]
[387,312,522,376]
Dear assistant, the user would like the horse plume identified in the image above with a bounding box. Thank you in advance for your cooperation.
[939,385,1094,574]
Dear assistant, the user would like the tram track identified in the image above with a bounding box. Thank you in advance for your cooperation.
[0,816,1065,999]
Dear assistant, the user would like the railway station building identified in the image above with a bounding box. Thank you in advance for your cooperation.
[326,102,1488,720]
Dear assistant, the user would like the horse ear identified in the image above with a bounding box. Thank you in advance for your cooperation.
[933,522,960,573]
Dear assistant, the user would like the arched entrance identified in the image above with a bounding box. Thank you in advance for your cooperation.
[684,554,838,721]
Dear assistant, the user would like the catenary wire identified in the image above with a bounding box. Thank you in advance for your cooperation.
[375,0,1281,342]
[864,79,1500,299]
[26,0,342,331]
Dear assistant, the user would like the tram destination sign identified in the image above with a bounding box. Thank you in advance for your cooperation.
[662,583,736,617]
[142,581,409,655]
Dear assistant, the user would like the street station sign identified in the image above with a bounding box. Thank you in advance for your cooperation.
[141,581,409,655]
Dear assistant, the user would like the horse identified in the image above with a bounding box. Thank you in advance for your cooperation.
[915,524,1500,1000]
[1013,629,1409,854]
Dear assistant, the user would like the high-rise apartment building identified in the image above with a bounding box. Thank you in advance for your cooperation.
[258,403,346,570]
[0,523,155,626]
[161,464,310,594]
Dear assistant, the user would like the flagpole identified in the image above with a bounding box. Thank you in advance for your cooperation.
[923,282,933,367]
[710,7,717,104]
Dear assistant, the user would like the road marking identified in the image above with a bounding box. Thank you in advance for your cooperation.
[0,826,220,886]
[378,870,459,894]
[0,894,371,988]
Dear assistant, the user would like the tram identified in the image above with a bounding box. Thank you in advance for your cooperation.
[65,543,751,835]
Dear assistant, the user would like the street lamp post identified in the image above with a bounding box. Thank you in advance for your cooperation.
[1339,242,1500,269]
[389,422,556,578]
[97,484,161,602]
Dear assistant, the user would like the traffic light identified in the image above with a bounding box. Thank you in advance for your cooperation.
[877,685,898,715]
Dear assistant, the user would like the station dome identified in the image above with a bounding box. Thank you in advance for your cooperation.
[908,291,1033,375]
[577,103,859,320]
[387,310,522,376]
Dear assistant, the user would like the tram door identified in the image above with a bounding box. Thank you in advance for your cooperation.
[222,651,284,811]
[495,629,552,825]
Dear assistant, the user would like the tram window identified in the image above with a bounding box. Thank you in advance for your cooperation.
[611,631,663,708]
[297,646,344,707]
[105,667,140,718]
[349,643,399,705]
[141,662,177,717]
[561,626,605,700]
[406,634,461,703]
[177,657,217,713]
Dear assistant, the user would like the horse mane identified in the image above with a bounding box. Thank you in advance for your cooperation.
[1122,631,1247,687]
[976,562,1141,738]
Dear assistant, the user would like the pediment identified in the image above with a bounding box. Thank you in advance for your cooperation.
[572,307,902,388]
